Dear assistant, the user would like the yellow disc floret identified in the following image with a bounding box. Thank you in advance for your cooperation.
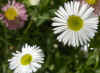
[5,7,18,20]
[67,15,84,31]
[21,54,32,66]
[85,0,97,5]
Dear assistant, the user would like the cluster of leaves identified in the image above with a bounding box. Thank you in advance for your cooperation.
[0,0,100,73]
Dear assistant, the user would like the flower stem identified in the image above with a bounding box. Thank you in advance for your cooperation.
[24,20,32,34]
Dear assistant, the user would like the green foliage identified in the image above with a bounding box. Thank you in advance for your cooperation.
[0,0,100,73]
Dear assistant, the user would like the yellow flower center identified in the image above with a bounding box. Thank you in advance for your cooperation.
[85,0,97,5]
[21,54,32,66]
[67,15,84,31]
[5,7,18,20]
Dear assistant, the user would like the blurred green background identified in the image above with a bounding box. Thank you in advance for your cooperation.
[0,0,100,73]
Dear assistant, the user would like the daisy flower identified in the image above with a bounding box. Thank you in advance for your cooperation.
[0,0,27,30]
[28,0,40,6]
[52,1,99,47]
[77,0,100,16]
[8,44,44,73]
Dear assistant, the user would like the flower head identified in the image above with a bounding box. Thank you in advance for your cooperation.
[0,0,27,30]
[77,0,100,16]
[8,44,44,73]
[52,1,99,47]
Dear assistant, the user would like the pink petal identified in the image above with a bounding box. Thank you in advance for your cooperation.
[6,18,25,30]
[2,4,10,11]
[0,14,4,20]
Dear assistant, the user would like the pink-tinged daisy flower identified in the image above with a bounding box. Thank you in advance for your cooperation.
[77,0,100,16]
[0,0,27,30]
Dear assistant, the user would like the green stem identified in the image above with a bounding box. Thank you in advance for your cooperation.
[16,20,33,49]
[24,20,32,34]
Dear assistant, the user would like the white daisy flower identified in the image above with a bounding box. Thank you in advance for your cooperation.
[52,1,99,47]
[8,44,44,73]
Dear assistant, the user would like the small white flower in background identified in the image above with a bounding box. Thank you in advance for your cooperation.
[8,44,44,73]
[81,44,94,52]
[28,0,40,6]
[81,44,90,52]
[53,44,58,48]
[52,1,99,47]
[90,47,94,50]
[80,44,89,57]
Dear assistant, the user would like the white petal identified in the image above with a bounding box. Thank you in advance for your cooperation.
[78,3,88,16]
[82,7,94,19]
[52,22,66,26]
